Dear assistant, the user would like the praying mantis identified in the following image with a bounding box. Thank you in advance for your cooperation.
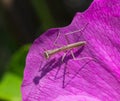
[36,23,92,88]
[43,23,89,61]
[44,41,86,60]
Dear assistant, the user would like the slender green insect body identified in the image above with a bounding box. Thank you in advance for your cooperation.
[44,41,86,59]
[44,23,88,60]
[42,24,90,88]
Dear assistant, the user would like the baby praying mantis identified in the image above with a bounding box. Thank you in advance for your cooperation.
[44,41,86,59]
[42,24,92,88]
[43,23,88,61]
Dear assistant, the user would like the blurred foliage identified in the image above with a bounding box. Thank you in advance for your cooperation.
[8,44,31,77]
[0,44,30,101]
[31,0,56,30]
[0,72,22,101]
[0,0,93,100]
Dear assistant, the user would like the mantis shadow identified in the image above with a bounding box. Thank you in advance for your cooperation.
[33,46,89,88]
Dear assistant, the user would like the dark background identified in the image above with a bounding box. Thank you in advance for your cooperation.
[0,0,93,100]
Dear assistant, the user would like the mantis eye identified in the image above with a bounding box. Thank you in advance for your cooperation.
[44,51,49,59]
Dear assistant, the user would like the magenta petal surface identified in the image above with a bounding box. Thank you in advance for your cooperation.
[21,0,120,101]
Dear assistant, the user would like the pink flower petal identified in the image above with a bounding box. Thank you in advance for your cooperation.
[21,0,120,101]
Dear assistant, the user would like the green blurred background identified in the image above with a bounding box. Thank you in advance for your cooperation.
[0,0,93,101]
